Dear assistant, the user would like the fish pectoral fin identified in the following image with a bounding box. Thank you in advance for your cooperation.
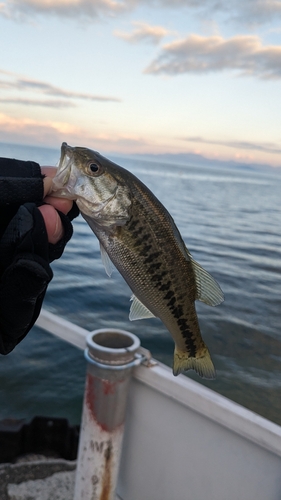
[100,242,114,277]
[189,254,224,306]
[129,295,156,321]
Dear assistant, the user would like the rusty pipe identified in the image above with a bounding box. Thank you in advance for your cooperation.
[74,328,141,500]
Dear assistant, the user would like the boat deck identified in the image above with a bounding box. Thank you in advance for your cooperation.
[1,309,281,500]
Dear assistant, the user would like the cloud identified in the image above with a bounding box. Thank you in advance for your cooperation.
[1,0,281,25]
[0,112,152,153]
[0,0,131,23]
[155,0,281,25]
[227,0,281,25]
[0,0,134,20]
[1,112,280,164]
[114,21,171,44]
[0,113,79,145]
[0,97,76,108]
[182,136,281,155]
[0,73,121,102]
[19,78,122,102]
[144,34,281,79]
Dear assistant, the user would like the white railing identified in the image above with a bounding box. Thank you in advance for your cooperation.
[36,309,281,500]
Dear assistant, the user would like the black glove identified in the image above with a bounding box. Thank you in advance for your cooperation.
[0,202,79,354]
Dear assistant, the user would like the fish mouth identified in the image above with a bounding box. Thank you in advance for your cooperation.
[57,142,73,180]
[59,142,72,166]
[51,143,78,200]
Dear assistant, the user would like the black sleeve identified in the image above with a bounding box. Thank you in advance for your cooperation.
[0,203,53,354]
[0,157,44,240]
[0,157,78,354]
[0,157,44,202]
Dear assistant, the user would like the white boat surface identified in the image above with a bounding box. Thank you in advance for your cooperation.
[36,309,281,500]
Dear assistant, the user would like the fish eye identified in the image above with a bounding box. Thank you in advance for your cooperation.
[86,159,103,176]
[89,163,99,173]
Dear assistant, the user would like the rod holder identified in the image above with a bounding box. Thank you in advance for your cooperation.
[74,328,141,500]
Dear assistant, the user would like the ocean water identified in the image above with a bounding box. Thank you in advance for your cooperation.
[0,142,281,426]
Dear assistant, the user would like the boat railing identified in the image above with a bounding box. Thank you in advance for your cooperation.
[35,308,281,500]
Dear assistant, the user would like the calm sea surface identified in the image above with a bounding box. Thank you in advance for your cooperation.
[0,142,281,426]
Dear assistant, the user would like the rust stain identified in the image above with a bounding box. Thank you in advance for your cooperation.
[102,379,116,395]
[85,373,125,432]
[86,372,95,420]
[100,439,113,500]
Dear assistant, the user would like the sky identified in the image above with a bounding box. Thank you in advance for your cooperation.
[0,0,281,167]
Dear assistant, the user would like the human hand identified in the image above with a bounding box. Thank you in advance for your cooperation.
[40,167,73,244]
[0,160,78,355]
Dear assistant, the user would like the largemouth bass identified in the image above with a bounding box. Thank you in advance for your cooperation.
[52,142,224,378]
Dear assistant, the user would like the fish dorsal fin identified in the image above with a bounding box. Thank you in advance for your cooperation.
[100,242,114,277]
[129,295,156,321]
[188,253,224,306]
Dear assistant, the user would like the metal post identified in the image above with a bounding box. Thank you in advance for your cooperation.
[74,328,141,500]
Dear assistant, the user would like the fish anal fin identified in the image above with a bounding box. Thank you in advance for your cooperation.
[129,295,156,321]
[173,345,216,379]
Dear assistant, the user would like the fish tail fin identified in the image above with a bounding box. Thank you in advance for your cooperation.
[173,345,216,379]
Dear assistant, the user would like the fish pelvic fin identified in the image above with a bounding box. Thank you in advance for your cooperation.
[100,242,114,277]
[173,345,216,379]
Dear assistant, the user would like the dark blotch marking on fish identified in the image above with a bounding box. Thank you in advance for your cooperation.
[167,297,176,308]
[143,252,161,264]
[176,316,196,357]
[133,239,142,248]
[127,217,144,239]
[139,233,150,243]
[151,272,167,283]
[147,263,162,273]
[173,307,183,319]
[159,281,172,292]
[133,232,151,249]
[132,241,196,356]
[139,244,152,257]
[132,227,144,238]
[178,318,186,327]
[164,290,174,300]
[127,219,139,231]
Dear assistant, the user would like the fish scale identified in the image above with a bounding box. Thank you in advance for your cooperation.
[116,196,202,351]
[52,142,224,378]
[97,215,209,377]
